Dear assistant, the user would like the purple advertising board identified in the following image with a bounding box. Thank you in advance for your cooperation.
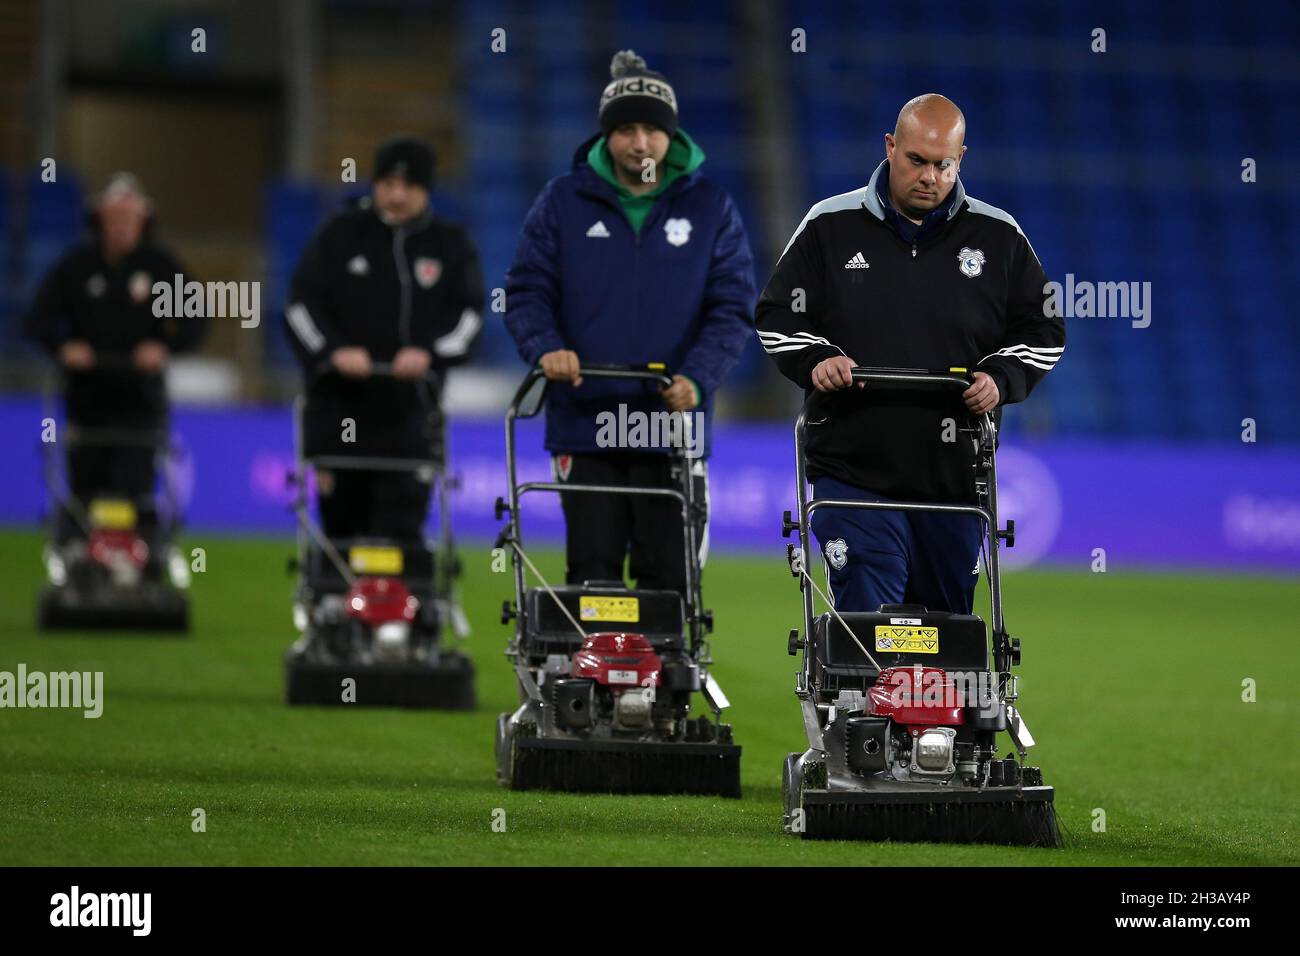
[3,397,1299,573]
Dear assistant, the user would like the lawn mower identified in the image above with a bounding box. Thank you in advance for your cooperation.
[780,366,1061,846]
[493,363,741,796]
[283,362,474,708]
[36,362,191,632]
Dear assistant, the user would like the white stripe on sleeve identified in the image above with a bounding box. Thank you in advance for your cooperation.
[979,343,1063,370]
[286,302,326,353]
[757,329,846,356]
[433,308,482,358]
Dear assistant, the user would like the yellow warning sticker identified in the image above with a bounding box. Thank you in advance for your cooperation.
[349,546,403,575]
[874,625,940,654]
[579,595,640,622]
[89,499,137,530]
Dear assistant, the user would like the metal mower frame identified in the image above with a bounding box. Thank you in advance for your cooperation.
[282,361,474,708]
[36,360,191,632]
[493,362,741,796]
[780,366,1060,845]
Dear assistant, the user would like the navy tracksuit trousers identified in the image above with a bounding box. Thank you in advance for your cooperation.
[810,476,984,614]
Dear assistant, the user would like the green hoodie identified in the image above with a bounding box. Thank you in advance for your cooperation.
[587,129,706,235]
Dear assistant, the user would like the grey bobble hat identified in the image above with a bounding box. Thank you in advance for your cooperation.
[598,50,678,138]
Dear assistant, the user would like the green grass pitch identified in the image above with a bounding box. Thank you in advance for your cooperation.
[1,526,1296,866]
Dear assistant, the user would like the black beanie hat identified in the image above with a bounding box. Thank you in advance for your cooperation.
[598,50,678,138]
[373,136,435,190]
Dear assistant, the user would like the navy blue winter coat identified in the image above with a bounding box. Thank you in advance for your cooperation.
[504,135,755,457]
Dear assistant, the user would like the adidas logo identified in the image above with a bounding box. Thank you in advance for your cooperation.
[586,220,611,238]
[844,252,869,269]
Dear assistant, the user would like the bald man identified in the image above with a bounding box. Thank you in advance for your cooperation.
[755,94,1065,614]
[27,174,205,540]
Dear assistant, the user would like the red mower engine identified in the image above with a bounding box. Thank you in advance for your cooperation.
[845,665,968,782]
[345,577,419,662]
[552,632,662,733]
[87,529,150,586]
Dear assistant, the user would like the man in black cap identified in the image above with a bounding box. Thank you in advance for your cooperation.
[285,136,485,542]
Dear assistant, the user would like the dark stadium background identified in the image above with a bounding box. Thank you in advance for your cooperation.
[3,0,1298,569]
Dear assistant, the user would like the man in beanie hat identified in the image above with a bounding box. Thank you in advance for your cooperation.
[505,51,755,596]
[285,135,484,543]
[27,173,206,548]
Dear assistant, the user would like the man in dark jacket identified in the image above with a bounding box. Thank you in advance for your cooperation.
[504,50,755,596]
[27,173,205,536]
[755,94,1065,615]
[285,136,484,543]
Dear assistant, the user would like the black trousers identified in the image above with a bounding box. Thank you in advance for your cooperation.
[316,468,432,542]
[555,452,708,596]
[59,446,157,544]
[305,397,437,544]
[68,445,155,500]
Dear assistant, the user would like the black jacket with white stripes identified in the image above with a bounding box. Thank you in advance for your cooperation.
[285,197,484,455]
[755,160,1065,503]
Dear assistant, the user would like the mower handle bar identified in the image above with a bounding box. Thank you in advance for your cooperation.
[845,366,974,390]
[800,365,988,437]
[57,425,172,450]
[309,359,442,388]
[55,352,164,377]
[568,361,675,387]
[507,362,675,421]
[521,360,673,391]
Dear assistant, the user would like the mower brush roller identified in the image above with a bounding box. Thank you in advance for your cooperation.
[494,363,742,797]
[780,366,1062,847]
